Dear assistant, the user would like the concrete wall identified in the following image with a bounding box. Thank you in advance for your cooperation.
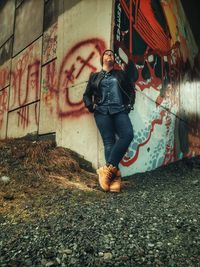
[0,0,199,176]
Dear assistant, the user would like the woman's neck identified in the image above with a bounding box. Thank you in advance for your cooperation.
[102,65,113,73]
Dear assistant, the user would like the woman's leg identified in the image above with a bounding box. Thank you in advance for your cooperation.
[107,111,134,167]
[94,112,116,163]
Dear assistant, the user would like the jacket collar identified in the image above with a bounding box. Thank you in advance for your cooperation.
[100,68,115,75]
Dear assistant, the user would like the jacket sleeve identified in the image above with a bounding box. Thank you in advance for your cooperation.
[83,73,94,112]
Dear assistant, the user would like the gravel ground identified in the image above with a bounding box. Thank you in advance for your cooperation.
[0,139,200,267]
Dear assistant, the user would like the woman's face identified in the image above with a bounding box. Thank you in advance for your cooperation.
[103,51,115,66]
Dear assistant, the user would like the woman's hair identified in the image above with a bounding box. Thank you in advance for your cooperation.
[100,49,115,66]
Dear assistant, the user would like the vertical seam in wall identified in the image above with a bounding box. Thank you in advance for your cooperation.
[15,0,24,9]
[37,37,44,136]
[37,0,46,135]
[5,0,17,139]
[110,0,115,50]
[12,0,18,58]
[60,0,64,147]
[5,52,14,138]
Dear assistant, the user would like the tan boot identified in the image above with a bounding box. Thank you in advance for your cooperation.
[96,164,118,191]
[110,170,121,193]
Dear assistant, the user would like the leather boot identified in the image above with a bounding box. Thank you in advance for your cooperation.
[110,170,121,193]
[96,164,118,191]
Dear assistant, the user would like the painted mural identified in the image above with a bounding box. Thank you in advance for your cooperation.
[114,0,199,175]
[0,0,199,175]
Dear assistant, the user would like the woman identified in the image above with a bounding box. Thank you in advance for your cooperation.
[83,49,135,192]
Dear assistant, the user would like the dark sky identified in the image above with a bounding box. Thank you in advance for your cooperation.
[181,1,200,50]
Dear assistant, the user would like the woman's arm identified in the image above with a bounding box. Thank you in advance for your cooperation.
[123,62,136,109]
[83,73,95,112]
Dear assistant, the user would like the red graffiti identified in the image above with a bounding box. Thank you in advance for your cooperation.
[76,52,97,79]
[10,43,41,110]
[0,90,8,129]
[0,67,9,90]
[45,60,57,93]
[17,106,30,128]
[57,38,106,117]
[62,64,76,90]
[42,60,57,114]
[11,60,40,109]
[17,103,39,129]
[23,60,40,106]
[42,39,106,118]
[135,62,161,92]
[34,103,39,126]
[120,0,171,55]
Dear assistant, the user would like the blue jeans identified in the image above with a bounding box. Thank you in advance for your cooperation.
[94,111,134,168]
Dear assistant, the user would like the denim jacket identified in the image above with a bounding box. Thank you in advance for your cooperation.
[83,69,135,113]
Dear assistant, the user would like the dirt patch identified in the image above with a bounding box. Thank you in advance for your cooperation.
[0,138,100,222]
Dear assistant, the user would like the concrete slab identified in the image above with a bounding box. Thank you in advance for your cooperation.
[13,0,44,56]
[16,0,24,8]
[0,60,11,91]
[0,38,13,90]
[59,114,99,169]
[0,0,15,47]
[43,0,60,31]
[7,102,39,138]
[42,22,57,64]
[0,37,13,66]
[0,87,9,139]
[10,38,42,110]
[39,60,58,134]
[55,0,112,168]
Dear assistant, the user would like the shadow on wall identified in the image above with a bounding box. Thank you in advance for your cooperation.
[192,51,200,81]
[179,50,200,156]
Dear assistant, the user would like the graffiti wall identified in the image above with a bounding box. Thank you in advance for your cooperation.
[0,0,199,175]
[6,38,42,138]
[55,0,112,167]
[0,0,112,168]
[114,0,199,176]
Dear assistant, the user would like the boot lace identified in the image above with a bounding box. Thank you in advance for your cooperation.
[105,166,117,180]
[106,171,113,180]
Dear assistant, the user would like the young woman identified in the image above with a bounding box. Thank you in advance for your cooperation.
[83,49,135,192]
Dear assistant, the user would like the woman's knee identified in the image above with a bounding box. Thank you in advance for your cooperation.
[126,129,134,142]
[103,137,115,147]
